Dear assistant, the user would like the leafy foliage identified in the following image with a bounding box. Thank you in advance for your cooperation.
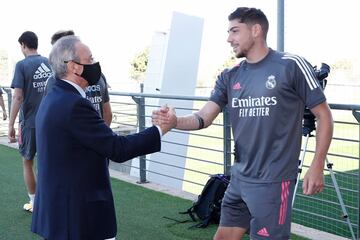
[213,52,238,80]
[129,47,149,83]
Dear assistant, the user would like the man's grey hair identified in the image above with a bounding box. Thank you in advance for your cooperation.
[49,35,81,79]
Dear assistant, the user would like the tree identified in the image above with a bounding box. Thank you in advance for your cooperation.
[129,47,149,84]
[213,52,238,80]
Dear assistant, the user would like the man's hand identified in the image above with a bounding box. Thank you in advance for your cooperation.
[2,111,7,121]
[8,125,17,143]
[302,102,332,195]
[152,105,177,135]
[302,164,325,195]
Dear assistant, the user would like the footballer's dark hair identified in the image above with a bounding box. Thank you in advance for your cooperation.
[228,7,269,39]
[18,31,38,49]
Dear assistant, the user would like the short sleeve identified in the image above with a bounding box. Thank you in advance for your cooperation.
[209,69,230,109]
[291,57,326,109]
[11,61,25,89]
[100,74,110,103]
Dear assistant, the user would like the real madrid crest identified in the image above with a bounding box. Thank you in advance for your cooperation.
[265,75,276,89]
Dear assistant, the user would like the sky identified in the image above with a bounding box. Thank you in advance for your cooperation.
[1,0,359,92]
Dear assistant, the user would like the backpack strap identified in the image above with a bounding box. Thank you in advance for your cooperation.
[162,216,191,224]
[200,216,212,228]
[179,207,197,222]
[188,216,212,229]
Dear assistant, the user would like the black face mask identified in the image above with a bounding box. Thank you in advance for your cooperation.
[75,62,102,86]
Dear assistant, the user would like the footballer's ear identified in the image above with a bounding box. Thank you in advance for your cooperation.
[251,23,262,38]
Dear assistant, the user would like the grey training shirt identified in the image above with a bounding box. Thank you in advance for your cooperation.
[11,55,52,128]
[210,49,326,183]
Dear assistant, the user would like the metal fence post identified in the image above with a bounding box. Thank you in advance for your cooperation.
[356,122,360,239]
[352,110,360,239]
[353,109,360,239]
[132,96,148,183]
[223,106,232,175]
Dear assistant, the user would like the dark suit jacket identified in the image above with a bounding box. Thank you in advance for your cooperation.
[31,79,161,240]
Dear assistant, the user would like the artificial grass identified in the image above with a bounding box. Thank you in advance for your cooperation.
[0,144,41,239]
[0,144,309,240]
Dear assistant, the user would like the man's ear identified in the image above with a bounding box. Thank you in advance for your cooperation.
[65,61,74,73]
[252,24,262,38]
[67,61,81,75]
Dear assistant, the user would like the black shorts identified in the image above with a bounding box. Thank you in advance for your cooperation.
[18,124,36,160]
[220,175,295,240]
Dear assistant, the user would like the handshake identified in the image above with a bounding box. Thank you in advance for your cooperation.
[152,105,177,135]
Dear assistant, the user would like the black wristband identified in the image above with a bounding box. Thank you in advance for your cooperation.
[194,113,204,130]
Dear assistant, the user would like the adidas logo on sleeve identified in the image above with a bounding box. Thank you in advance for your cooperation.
[33,63,52,79]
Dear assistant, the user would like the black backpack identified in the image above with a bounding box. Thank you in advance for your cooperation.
[180,174,230,228]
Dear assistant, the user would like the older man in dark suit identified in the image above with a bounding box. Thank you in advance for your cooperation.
[31,35,176,240]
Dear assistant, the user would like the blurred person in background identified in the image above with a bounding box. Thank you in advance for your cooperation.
[0,87,7,120]
[8,31,52,213]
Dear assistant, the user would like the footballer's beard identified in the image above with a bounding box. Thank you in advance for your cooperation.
[234,41,255,59]
[235,50,245,59]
